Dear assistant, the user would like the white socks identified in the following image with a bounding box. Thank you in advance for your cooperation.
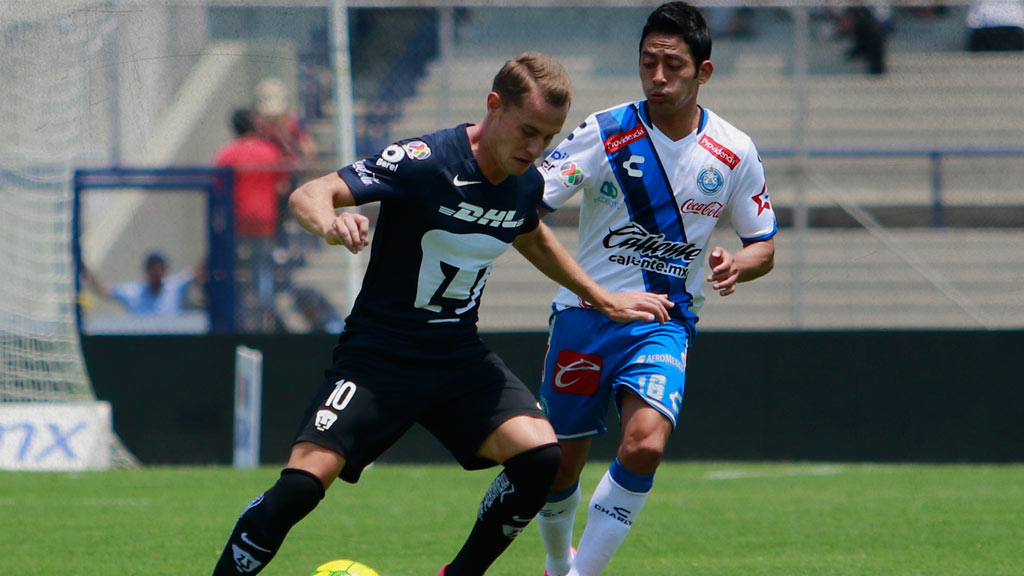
[538,483,582,576]
[569,462,653,576]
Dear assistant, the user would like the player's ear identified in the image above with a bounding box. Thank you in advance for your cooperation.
[486,91,504,117]
[697,60,713,85]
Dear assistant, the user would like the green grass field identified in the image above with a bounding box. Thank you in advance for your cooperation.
[2,462,1022,575]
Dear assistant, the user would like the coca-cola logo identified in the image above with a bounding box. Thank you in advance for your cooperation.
[699,135,740,170]
[680,198,723,219]
[603,124,648,154]
[602,222,701,262]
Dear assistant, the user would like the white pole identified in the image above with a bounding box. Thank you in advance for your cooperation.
[233,345,263,469]
[438,6,455,128]
[330,0,361,315]
[791,6,809,328]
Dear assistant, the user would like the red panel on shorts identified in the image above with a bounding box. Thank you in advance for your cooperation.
[551,350,603,396]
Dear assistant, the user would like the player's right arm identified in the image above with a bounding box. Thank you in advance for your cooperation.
[288,172,369,254]
[514,220,672,323]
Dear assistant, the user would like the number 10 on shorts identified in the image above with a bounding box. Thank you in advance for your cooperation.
[314,379,357,432]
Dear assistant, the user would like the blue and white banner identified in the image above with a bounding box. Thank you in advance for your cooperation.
[0,402,113,470]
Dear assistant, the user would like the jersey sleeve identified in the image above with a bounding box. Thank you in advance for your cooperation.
[729,144,777,242]
[539,116,603,212]
[337,136,437,206]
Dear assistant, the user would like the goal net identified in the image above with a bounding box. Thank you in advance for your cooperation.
[0,3,136,467]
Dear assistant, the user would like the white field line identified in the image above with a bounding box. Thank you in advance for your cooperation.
[704,465,845,481]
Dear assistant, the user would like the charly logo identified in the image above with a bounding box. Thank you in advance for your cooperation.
[696,166,724,195]
[623,155,645,178]
[594,503,633,526]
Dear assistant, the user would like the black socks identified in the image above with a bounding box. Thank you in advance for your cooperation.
[447,443,562,576]
[211,468,325,575]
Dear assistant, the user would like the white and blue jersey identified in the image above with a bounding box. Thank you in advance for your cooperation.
[540,101,776,323]
[538,102,775,438]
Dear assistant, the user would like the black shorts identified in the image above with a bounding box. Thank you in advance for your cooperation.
[295,330,546,483]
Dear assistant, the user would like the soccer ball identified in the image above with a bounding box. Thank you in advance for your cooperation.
[310,559,381,576]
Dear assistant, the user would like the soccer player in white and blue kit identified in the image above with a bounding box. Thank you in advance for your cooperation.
[535,4,777,575]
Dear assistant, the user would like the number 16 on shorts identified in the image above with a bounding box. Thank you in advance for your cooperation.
[636,374,684,423]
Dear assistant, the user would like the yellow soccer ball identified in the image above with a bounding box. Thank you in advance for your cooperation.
[310,559,381,576]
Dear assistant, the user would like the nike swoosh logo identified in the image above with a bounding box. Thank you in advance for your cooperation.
[240,532,273,553]
[453,174,482,187]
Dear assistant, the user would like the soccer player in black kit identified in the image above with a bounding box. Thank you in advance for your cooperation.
[210,52,672,576]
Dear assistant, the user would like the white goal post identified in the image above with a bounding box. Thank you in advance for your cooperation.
[0,2,135,468]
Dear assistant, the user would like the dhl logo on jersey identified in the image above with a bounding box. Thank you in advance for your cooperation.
[438,201,525,228]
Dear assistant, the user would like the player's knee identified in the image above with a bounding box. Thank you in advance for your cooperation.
[552,465,581,492]
[506,442,562,493]
[618,436,665,474]
[265,468,326,527]
[552,455,586,491]
[228,468,326,558]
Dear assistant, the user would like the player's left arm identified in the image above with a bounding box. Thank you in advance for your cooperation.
[513,221,673,323]
[712,139,776,296]
[706,237,775,297]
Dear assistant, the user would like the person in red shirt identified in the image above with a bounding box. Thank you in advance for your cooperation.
[214,108,288,331]
[254,76,318,170]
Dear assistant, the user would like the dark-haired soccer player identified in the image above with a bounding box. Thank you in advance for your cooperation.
[534,4,777,575]
[210,52,672,576]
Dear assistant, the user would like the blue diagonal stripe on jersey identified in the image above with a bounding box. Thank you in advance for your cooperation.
[597,103,694,320]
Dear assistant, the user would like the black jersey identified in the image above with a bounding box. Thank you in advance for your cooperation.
[337,124,542,342]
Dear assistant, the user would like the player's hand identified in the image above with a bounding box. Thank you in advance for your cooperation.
[325,211,369,254]
[706,246,739,296]
[597,292,674,324]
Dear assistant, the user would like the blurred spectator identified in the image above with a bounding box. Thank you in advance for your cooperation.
[838,5,888,75]
[254,78,322,288]
[254,77,318,172]
[705,7,756,40]
[213,108,289,333]
[82,252,202,316]
[292,287,344,334]
[966,0,1024,51]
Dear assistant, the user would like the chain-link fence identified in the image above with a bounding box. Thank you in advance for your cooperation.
[7,1,1024,334]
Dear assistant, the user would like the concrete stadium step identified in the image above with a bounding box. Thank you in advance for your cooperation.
[287,227,1024,332]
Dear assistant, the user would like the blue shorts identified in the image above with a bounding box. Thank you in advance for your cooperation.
[539,307,694,439]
